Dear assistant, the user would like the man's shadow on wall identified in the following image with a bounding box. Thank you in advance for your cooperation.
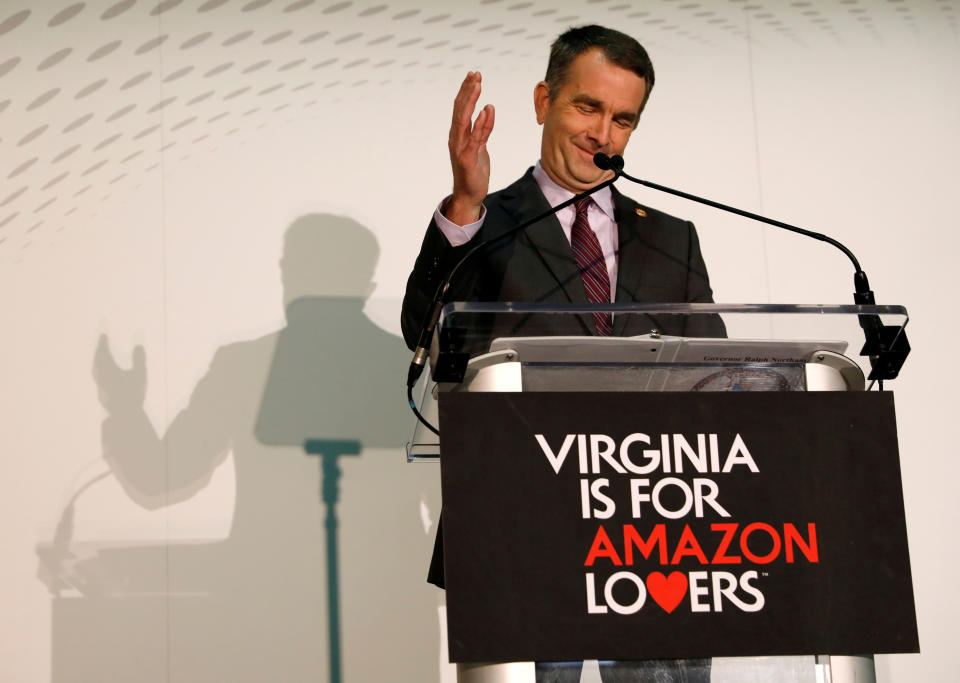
[50,215,440,683]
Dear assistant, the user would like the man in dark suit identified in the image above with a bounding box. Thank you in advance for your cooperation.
[401,24,715,683]
[401,25,724,351]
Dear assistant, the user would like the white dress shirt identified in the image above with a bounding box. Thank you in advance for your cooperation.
[433,162,619,302]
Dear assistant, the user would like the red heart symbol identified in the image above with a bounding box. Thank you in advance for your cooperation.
[646,571,688,614]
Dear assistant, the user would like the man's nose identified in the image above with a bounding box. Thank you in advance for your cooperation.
[588,116,612,148]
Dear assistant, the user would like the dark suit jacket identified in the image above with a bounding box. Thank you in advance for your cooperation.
[401,168,725,352]
[401,169,725,588]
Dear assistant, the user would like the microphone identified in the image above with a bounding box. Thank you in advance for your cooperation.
[593,153,624,172]
[611,157,908,382]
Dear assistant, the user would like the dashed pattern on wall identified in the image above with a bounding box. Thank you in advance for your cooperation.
[0,0,955,259]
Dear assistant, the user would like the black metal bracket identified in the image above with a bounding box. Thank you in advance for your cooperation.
[860,325,911,381]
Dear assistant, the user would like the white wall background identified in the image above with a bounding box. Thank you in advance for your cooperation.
[1,0,957,681]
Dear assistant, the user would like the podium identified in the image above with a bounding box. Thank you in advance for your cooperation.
[408,303,917,683]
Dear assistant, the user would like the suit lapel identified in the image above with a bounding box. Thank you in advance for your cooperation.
[497,170,589,306]
[612,188,666,336]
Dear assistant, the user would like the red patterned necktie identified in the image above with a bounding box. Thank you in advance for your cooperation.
[571,196,613,336]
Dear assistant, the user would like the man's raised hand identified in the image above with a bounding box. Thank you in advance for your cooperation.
[445,71,495,226]
[93,334,147,412]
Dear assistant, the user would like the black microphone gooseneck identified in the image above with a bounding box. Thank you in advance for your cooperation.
[406,161,623,434]
[604,153,908,381]
[608,154,864,273]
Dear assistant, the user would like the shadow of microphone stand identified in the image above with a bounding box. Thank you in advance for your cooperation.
[304,438,361,683]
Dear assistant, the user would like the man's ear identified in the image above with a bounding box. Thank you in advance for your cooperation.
[533,81,550,124]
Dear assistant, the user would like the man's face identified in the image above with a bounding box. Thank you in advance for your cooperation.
[534,48,647,193]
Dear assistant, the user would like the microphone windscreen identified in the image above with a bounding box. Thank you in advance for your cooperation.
[593,152,612,170]
[610,155,625,172]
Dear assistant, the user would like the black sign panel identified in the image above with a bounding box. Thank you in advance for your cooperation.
[438,391,918,663]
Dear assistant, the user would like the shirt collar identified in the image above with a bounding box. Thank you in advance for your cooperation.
[532,161,616,221]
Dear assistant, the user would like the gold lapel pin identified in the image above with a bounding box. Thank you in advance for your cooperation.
[635,208,647,217]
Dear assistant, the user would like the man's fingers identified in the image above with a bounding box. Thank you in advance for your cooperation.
[450,71,482,146]
[450,74,473,129]
[474,104,495,145]
[469,105,486,142]
[448,71,491,204]
[462,105,494,157]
